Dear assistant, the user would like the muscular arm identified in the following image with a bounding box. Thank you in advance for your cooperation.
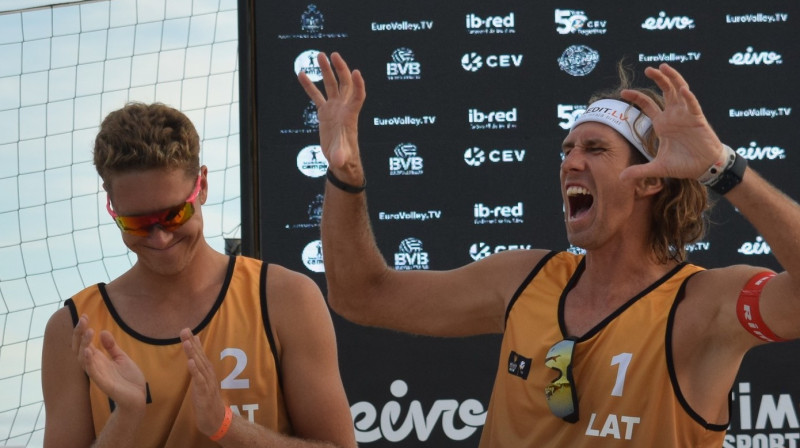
[180,265,355,448]
[42,307,145,448]
[300,51,545,337]
[720,168,800,342]
[322,179,547,336]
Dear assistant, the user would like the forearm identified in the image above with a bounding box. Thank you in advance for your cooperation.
[321,178,391,310]
[218,414,348,448]
[725,167,800,278]
[91,406,145,448]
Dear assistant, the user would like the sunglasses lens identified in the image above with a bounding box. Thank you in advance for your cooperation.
[114,215,158,236]
[544,339,579,422]
[114,202,195,235]
[161,202,195,230]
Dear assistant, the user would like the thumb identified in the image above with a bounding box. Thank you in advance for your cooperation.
[619,163,658,182]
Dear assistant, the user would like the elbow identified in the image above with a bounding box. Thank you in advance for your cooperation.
[326,289,368,325]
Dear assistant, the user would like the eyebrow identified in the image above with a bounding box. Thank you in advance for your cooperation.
[561,137,612,151]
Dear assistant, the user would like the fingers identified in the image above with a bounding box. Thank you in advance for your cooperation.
[298,71,326,106]
[98,330,125,360]
[72,314,89,353]
[181,329,216,387]
[351,69,366,104]
[298,51,365,107]
[620,89,660,119]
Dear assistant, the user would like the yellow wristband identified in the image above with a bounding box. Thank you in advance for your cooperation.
[210,406,233,442]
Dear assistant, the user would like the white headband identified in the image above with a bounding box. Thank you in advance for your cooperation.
[571,99,654,161]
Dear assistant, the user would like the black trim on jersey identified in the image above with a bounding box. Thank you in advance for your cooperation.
[558,259,689,340]
[65,298,79,326]
[504,250,557,325]
[260,262,284,389]
[666,273,730,431]
[93,256,237,345]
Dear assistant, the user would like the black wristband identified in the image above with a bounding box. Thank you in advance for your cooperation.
[326,169,366,194]
[707,151,747,195]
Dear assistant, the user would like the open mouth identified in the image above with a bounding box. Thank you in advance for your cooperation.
[566,186,594,220]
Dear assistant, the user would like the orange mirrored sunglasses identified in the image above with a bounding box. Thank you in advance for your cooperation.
[106,174,202,236]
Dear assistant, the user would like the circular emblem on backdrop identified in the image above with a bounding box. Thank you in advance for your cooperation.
[301,240,325,273]
[294,49,323,81]
[557,45,599,76]
[461,52,483,72]
[464,147,486,166]
[296,145,328,177]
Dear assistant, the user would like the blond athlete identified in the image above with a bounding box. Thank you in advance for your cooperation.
[298,52,800,446]
[42,103,356,448]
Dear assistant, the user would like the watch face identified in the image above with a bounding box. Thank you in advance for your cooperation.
[709,153,747,195]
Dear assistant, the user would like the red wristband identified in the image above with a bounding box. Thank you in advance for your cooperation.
[736,271,785,343]
[210,406,233,442]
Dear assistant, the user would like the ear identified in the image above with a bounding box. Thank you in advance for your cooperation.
[199,165,209,205]
[635,176,664,198]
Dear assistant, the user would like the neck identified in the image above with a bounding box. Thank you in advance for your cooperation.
[579,241,679,306]
[125,243,229,302]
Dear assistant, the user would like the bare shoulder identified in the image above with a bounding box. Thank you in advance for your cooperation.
[263,264,328,328]
[44,306,75,344]
[466,248,555,292]
[264,263,324,304]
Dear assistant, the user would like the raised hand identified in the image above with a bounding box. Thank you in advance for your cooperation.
[297,51,366,180]
[73,314,147,412]
[180,328,229,438]
[619,63,725,181]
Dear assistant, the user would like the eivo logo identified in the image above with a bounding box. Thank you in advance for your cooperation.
[641,11,695,30]
[729,47,783,65]
[736,141,786,160]
[350,379,487,443]
[738,236,771,255]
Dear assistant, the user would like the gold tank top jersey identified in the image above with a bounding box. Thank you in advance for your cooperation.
[66,256,292,447]
[480,251,728,448]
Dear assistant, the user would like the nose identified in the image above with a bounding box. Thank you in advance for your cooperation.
[144,225,175,246]
[561,147,587,173]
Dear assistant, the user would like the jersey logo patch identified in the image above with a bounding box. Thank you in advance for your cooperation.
[508,351,532,380]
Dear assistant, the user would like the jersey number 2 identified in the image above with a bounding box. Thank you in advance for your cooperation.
[220,348,250,389]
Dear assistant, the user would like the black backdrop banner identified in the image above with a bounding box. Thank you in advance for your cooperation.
[238,1,799,446]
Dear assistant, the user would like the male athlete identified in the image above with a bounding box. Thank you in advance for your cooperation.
[299,52,800,446]
[42,103,357,448]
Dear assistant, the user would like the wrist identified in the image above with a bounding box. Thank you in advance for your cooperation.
[697,144,735,185]
[699,144,747,195]
[209,406,233,441]
[327,168,366,194]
